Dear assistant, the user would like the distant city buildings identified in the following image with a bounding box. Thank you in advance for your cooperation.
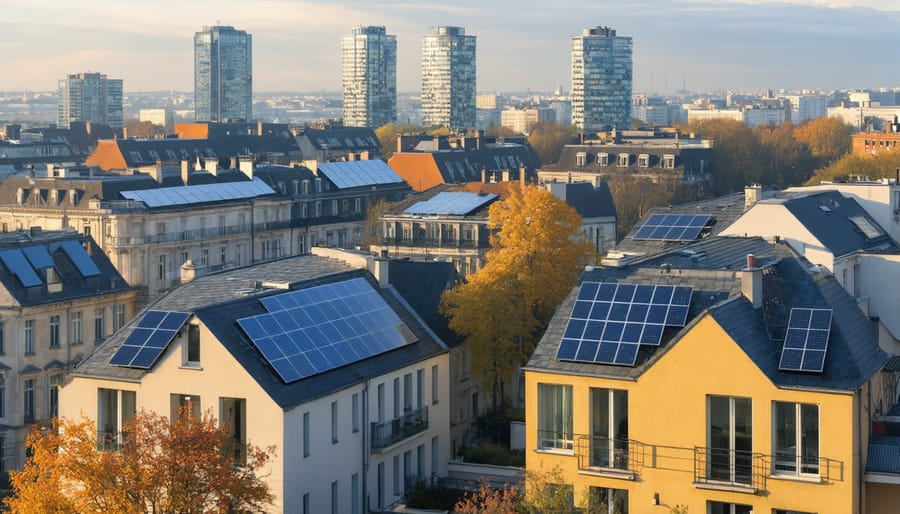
[342,26,397,128]
[500,107,555,134]
[57,72,123,129]
[139,108,174,133]
[421,26,476,130]
[194,25,252,122]
[570,26,633,133]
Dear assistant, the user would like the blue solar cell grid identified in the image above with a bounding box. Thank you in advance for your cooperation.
[317,160,404,189]
[778,308,832,373]
[109,311,191,368]
[631,214,712,241]
[21,246,55,270]
[557,281,693,366]
[56,240,101,277]
[404,192,499,216]
[238,277,415,383]
[121,177,275,208]
[0,249,42,287]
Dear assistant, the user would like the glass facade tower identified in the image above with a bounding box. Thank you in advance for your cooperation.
[421,26,476,130]
[342,26,397,128]
[571,26,633,133]
[57,73,123,129]
[194,25,252,122]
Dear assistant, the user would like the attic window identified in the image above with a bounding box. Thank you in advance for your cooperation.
[638,154,650,168]
[597,153,609,166]
[617,153,630,167]
[129,151,143,163]
[575,152,587,167]
[662,154,675,169]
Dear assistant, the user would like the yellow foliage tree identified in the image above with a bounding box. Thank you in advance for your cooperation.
[442,185,594,405]
[6,405,276,514]
[793,116,853,164]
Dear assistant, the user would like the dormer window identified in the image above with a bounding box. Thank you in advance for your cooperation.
[597,153,609,166]
[638,154,650,168]
[575,152,587,167]
[617,154,630,167]
[663,154,676,169]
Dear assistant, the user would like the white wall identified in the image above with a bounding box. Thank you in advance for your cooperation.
[786,183,900,244]
[858,254,900,352]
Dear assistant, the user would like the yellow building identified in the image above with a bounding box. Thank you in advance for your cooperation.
[525,236,896,513]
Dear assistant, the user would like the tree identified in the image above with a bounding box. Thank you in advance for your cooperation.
[752,122,818,186]
[808,150,900,184]
[793,116,853,164]
[527,122,578,165]
[454,481,519,514]
[441,185,593,405]
[376,123,449,160]
[363,198,392,249]
[123,118,166,139]
[690,118,764,194]
[6,405,276,514]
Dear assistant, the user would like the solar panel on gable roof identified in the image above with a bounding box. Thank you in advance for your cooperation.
[0,249,42,287]
[317,161,404,190]
[239,277,418,383]
[57,240,101,277]
[630,213,711,241]
[21,246,55,270]
[109,311,191,368]
[121,178,275,208]
[778,307,832,373]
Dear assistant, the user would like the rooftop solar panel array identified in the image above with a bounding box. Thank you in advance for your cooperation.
[316,160,405,189]
[120,178,275,208]
[631,214,712,241]
[109,311,191,369]
[778,308,832,373]
[556,282,693,366]
[21,246,55,270]
[0,249,43,287]
[237,277,416,383]
[56,240,101,277]
[404,192,499,216]
[849,215,884,240]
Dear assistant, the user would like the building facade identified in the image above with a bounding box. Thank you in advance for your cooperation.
[194,25,252,122]
[421,26,476,130]
[342,26,397,129]
[570,27,632,133]
[57,73,123,129]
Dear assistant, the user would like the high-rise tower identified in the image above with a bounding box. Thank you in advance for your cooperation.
[194,25,252,122]
[57,72,123,129]
[342,26,397,128]
[571,26,633,133]
[421,26,476,130]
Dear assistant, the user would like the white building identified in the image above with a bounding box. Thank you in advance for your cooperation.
[60,250,450,513]
[139,108,174,133]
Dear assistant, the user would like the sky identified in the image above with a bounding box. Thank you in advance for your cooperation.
[2,0,900,94]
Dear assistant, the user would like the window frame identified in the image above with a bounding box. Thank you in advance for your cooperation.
[49,315,60,348]
[24,319,34,354]
[772,401,819,477]
[537,383,573,452]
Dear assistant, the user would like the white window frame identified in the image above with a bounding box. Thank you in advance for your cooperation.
[662,154,676,169]
[638,153,650,168]
[537,383,573,451]
[772,401,819,477]
[617,153,630,167]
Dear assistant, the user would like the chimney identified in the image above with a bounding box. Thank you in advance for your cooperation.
[520,163,526,187]
[238,155,254,179]
[181,160,191,185]
[69,189,78,205]
[151,161,164,184]
[204,157,218,176]
[594,175,602,189]
[744,184,762,208]
[742,254,763,309]
[502,169,510,182]
[373,258,390,288]
[180,259,198,284]
[257,120,264,136]
[481,167,487,183]
[16,188,23,205]
[49,189,58,205]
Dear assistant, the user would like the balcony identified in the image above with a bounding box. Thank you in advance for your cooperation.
[576,435,643,479]
[371,406,428,451]
[382,237,484,250]
[693,447,767,493]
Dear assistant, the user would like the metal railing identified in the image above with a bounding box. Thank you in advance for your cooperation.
[382,237,484,249]
[693,446,767,493]
[371,406,428,451]
[576,435,644,474]
[771,453,843,482]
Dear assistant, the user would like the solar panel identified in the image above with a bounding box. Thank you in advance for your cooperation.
[109,310,191,368]
[238,277,417,383]
[0,249,42,287]
[849,215,884,240]
[404,192,499,216]
[557,281,693,366]
[631,214,712,241]
[316,161,405,189]
[21,245,55,269]
[121,177,275,208]
[56,240,101,277]
[778,308,832,373]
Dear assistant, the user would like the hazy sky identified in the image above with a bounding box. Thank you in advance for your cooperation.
[2,0,900,94]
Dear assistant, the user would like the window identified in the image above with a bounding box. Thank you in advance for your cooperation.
[331,400,339,444]
[170,394,200,420]
[0,376,5,417]
[0,321,4,354]
[377,383,385,423]
[315,201,322,217]
[24,320,34,354]
[431,365,439,405]
[303,411,310,457]
[23,378,34,423]
[617,153,629,167]
[351,473,360,514]
[186,325,200,365]
[354,198,362,214]
[94,307,106,342]
[538,384,573,450]
[590,388,628,469]
[331,200,338,216]
[158,254,166,281]
[393,377,400,418]
[377,462,385,509]
[49,315,60,348]
[71,312,82,344]
[403,373,413,412]
[49,374,62,417]
[200,249,209,267]
[98,388,136,449]
[113,304,126,332]
[587,486,628,514]
[352,393,359,433]
[220,397,246,463]
[417,444,425,480]
[707,501,752,514]
[432,436,439,475]
[302,493,309,514]
[598,152,609,166]
[662,154,676,169]
[392,455,401,495]
[773,402,819,476]
[220,246,227,266]
[575,151,587,167]
[708,396,753,484]
[403,449,413,492]
[638,153,650,167]
[416,369,424,410]
[331,480,338,514]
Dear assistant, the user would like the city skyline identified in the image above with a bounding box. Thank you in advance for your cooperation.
[3,0,900,94]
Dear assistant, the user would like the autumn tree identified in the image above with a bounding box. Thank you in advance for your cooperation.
[376,123,452,160]
[124,118,166,139]
[691,118,764,194]
[752,122,818,186]
[527,121,578,165]
[363,198,393,249]
[808,150,900,184]
[793,116,853,164]
[454,481,520,514]
[441,185,593,405]
[6,405,276,514]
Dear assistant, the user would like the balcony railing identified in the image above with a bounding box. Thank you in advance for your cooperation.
[382,237,485,249]
[576,435,644,477]
[693,446,767,493]
[371,406,428,451]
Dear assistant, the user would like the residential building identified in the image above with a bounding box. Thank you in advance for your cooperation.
[295,126,383,161]
[828,104,900,132]
[687,108,745,124]
[0,230,136,470]
[500,107,555,134]
[570,26,633,133]
[57,72,123,129]
[59,249,450,513]
[342,26,397,129]
[743,107,786,128]
[139,108,175,133]
[796,95,830,122]
[525,236,890,513]
[852,121,900,156]
[194,25,252,122]
[546,181,617,254]
[421,26,476,130]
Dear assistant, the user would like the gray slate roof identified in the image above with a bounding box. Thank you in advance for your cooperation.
[867,436,900,474]
[546,181,617,219]
[527,237,888,392]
